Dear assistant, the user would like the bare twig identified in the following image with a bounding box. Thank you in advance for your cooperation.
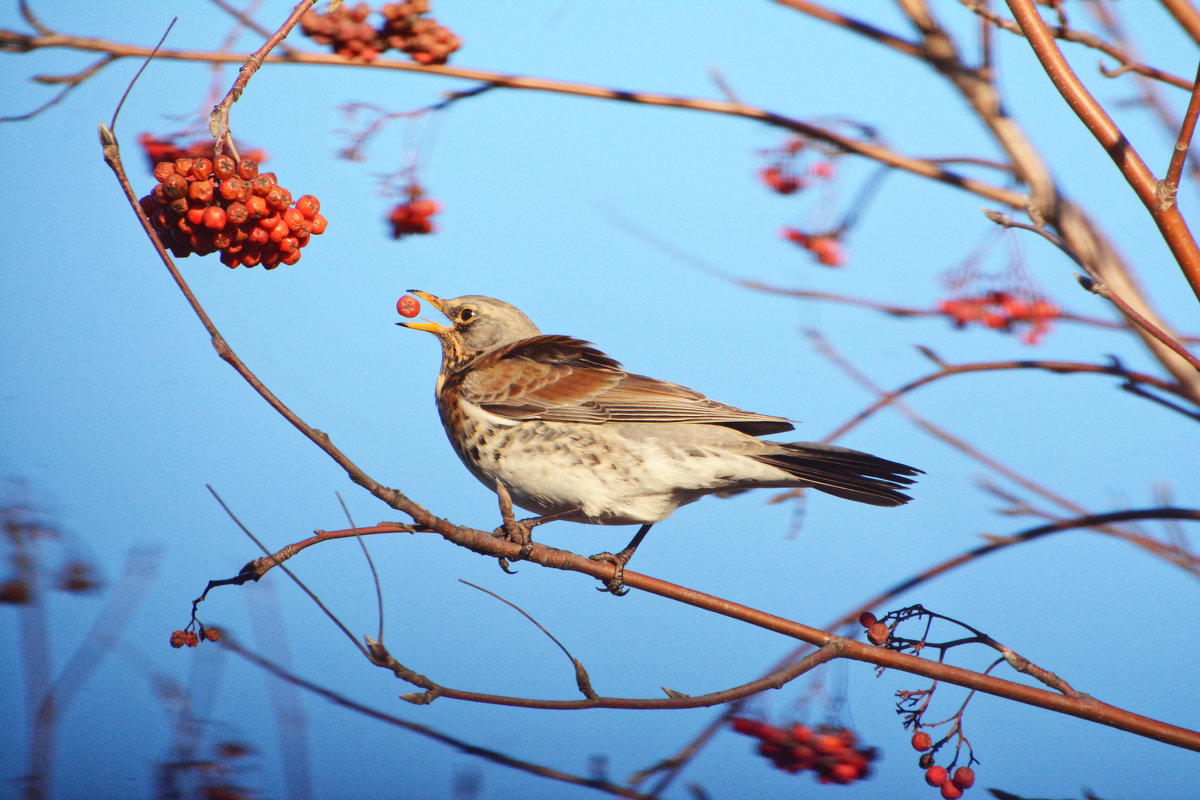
[1007,0,1200,304]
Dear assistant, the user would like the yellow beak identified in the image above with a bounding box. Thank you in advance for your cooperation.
[396,289,450,333]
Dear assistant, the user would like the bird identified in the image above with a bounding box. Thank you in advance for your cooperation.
[398,291,921,593]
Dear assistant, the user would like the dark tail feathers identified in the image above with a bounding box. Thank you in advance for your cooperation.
[755,442,922,507]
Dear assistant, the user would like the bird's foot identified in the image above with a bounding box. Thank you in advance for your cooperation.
[589,550,633,596]
[492,482,535,572]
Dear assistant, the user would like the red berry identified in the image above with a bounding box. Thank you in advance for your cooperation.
[296,194,320,218]
[190,158,213,180]
[280,248,303,266]
[952,766,975,789]
[925,766,947,787]
[858,611,877,628]
[202,206,227,230]
[203,626,221,642]
[153,161,177,181]
[789,723,813,743]
[830,761,859,784]
[225,202,249,226]
[213,155,237,180]
[184,631,200,647]
[911,731,933,751]
[173,157,195,176]
[730,717,763,736]
[867,622,890,645]
[170,630,187,648]
[236,158,259,180]
[813,733,843,755]
[309,213,328,235]
[941,780,964,799]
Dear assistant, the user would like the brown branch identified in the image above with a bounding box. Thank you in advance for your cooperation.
[1076,273,1200,373]
[366,635,842,711]
[828,354,1197,441]
[1160,0,1200,47]
[1006,0,1200,305]
[772,0,923,58]
[647,504,1200,793]
[1,28,1028,208]
[958,0,1193,89]
[221,636,665,800]
[208,0,316,153]
[1165,59,1200,197]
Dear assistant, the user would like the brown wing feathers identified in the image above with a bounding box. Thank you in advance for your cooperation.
[459,336,794,433]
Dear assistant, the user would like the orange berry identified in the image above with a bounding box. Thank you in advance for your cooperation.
[789,723,813,743]
[397,295,421,318]
[236,158,259,180]
[153,161,177,181]
[248,226,270,245]
[201,206,227,230]
[309,213,328,235]
[170,630,187,648]
[281,248,302,266]
[911,731,933,751]
[184,631,200,647]
[296,194,320,218]
[867,622,890,645]
[186,207,207,226]
[203,626,221,642]
[925,766,947,787]
[250,173,277,196]
[227,202,251,226]
[813,733,843,755]
[173,157,195,176]
[213,155,237,180]
[190,158,213,180]
[941,780,963,799]
[830,761,859,784]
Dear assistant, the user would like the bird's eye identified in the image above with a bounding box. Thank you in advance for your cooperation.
[458,307,476,323]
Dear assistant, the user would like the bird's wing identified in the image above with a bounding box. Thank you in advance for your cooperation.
[458,335,795,434]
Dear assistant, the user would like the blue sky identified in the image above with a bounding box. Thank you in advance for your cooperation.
[2,2,1199,798]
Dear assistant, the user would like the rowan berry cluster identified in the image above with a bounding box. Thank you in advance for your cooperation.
[170,626,221,648]
[140,156,327,268]
[757,137,836,196]
[780,227,845,267]
[388,190,440,238]
[139,133,268,174]
[937,290,1059,344]
[730,718,877,784]
[300,1,461,64]
[911,733,977,798]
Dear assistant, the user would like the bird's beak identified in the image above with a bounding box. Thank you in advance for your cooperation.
[396,289,450,333]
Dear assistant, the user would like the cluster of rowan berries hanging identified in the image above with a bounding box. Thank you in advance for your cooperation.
[170,625,221,648]
[937,290,1059,344]
[140,156,327,268]
[388,185,440,238]
[139,133,268,174]
[911,731,977,799]
[730,718,878,784]
[300,1,461,64]
[757,137,837,196]
[780,227,845,267]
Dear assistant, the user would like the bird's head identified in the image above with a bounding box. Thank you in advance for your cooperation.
[398,291,542,367]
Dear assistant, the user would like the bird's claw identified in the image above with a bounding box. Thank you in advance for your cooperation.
[590,551,631,596]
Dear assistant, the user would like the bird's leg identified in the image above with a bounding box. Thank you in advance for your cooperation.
[492,482,535,567]
[590,524,653,596]
[492,482,578,570]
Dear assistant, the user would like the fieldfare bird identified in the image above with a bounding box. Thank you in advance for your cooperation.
[399,291,920,593]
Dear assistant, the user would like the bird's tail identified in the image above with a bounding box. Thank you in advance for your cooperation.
[754,442,922,507]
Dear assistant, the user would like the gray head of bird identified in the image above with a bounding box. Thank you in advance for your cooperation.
[398,290,542,366]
